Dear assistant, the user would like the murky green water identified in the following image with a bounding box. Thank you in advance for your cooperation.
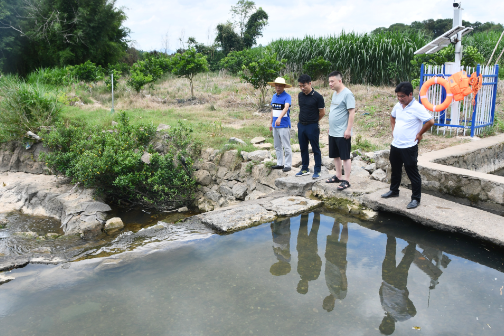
[1,210,503,335]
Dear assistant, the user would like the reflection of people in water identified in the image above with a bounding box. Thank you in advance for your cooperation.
[270,218,292,276]
[323,221,348,312]
[379,236,417,335]
[297,213,322,294]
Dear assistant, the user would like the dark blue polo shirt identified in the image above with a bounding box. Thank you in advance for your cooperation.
[298,89,325,124]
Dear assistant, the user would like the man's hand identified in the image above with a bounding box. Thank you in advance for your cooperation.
[269,125,273,131]
[415,133,423,143]
[344,129,351,139]
[275,119,281,127]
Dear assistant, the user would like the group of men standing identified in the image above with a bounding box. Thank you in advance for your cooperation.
[268,73,434,209]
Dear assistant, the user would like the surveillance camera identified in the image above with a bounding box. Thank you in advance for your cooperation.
[453,2,460,8]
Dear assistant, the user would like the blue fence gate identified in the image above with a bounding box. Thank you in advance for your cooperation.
[419,64,500,137]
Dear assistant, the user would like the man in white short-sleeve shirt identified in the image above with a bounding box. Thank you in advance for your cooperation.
[381,82,434,209]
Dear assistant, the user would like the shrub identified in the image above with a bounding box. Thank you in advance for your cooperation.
[104,69,122,90]
[0,76,62,141]
[70,61,104,83]
[302,56,332,85]
[41,112,199,210]
[220,50,254,74]
[27,67,75,86]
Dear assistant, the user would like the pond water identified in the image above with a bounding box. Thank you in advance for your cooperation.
[1,210,504,335]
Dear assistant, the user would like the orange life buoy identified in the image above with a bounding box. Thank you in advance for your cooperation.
[420,77,453,112]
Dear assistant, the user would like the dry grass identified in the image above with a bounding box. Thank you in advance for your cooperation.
[63,72,503,153]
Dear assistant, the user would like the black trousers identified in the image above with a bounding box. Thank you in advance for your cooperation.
[389,145,421,202]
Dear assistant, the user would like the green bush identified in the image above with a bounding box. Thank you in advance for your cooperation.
[104,69,122,90]
[302,56,332,85]
[27,67,75,86]
[220,50,254,75]
[41,112,199,210]
[70,61,104,83]
[0,76,62,141]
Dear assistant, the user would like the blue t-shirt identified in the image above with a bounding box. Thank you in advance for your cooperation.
[271,91,292,128]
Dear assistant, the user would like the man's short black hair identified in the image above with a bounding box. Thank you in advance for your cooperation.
[298,74,311,84]
[328,71,342,79]
[395,82,414,96]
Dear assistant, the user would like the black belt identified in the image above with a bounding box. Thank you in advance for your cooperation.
[299,121,318,125]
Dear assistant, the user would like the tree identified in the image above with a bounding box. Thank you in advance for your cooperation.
[239,51,285,106]
[215,22,243,55]
[171,48,209,98]
[243,8,268,48]
[230,0,255,38]
[0,0,130,75]
[215,1,268,55]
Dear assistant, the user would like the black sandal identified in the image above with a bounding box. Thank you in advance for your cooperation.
[337,180,350,190]
[325,175,341,183]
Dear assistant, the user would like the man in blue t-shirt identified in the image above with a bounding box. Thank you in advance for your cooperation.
[268,77,292,172]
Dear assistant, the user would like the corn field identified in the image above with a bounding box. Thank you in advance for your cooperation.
[268,31,429,86]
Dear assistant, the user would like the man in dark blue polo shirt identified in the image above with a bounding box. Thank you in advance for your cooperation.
[296,74,325,179]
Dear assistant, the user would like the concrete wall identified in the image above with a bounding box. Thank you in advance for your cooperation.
[433,142,504,173]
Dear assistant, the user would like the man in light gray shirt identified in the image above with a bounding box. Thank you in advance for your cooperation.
[325,71,355,190]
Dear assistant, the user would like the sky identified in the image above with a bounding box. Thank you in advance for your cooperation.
[114,0,504,51]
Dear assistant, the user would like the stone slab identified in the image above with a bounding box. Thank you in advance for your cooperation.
[363,188,504,247]
[275,174,332,196]
[312,174,389,202]
[196,203,276,232]
[261,196,322,216]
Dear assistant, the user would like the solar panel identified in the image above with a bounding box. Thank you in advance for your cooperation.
[414,26,473,55]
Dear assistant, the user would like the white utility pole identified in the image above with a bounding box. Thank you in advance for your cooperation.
[453,1,463,67]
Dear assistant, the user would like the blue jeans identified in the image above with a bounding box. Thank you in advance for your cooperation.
[297,122,321,172]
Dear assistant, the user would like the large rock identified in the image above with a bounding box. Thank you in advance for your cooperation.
[250,137,266,144]
[197,203,276,232]
[232,183,248,200]
[262,196,322,216]
[247,150,271,162]
[371,169,387,182]
[275,174,330,196]
[245,190,266,201]
[218,185,233,197]
[0,141,50,174]
[322,157,335,170]
[104,217,124,232]
[229,137,246,145]
[253,143,273,149]
[291,144,300,152]
[0,173,111,238]
[364,163,376,173]
[195,170,212,186]
[141,152,151,164]
[218,150,241,170]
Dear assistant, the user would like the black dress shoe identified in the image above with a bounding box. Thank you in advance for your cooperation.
[272,165,284,169]
[406,199,420,209]
[282,167,291,172]
[381,190,399,198]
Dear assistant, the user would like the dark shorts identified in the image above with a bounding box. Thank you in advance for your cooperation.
[328,136,351,160]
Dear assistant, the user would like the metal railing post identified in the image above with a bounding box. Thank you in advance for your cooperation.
[470,64,481,137]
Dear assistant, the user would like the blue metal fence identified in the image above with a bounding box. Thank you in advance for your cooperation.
[419,64,500,137]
